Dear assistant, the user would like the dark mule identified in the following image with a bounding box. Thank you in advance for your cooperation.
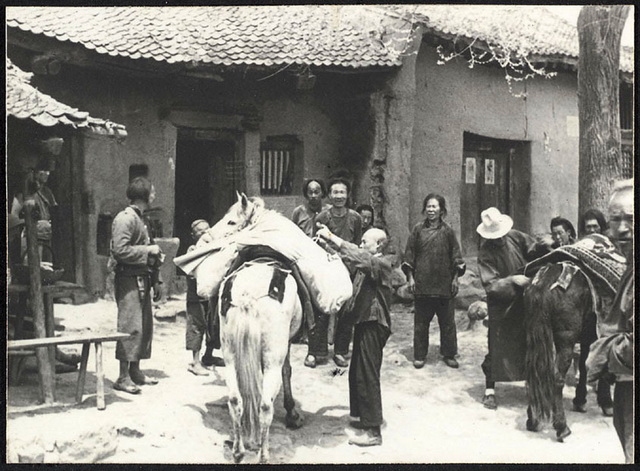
[523,263,613,441]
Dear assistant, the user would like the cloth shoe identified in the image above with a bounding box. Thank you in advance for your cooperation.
[348,427,382,447]
[202,354,225,367]
[333,354,348,368]
[130,372,159,385]
[188,362,210,376]
[482,394,497,410]
[113,378,141,395]
[304,354,317,368]
[443,357,459,368]
[413,360,425,369]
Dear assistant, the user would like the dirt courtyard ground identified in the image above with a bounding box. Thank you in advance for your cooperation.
[6,297,625,464]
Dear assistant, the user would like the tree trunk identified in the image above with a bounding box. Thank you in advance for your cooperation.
[577,5,630,217]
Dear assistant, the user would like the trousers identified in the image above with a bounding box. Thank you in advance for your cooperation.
[349,321,389,427]
[307,306,330,357]
[414,296,457,360]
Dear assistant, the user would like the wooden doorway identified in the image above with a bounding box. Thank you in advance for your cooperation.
[460,133,528,257]
[173,129,242,257]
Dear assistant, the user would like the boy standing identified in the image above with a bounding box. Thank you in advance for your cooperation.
[316,225,392,447]
[185,219,214,375]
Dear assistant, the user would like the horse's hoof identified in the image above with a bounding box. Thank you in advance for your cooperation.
[233,452,245,464]
[526,418,540,432]
[572,403,587,413]
[286,412,304,429]
[556,426,571,442]
[601,406,614,417]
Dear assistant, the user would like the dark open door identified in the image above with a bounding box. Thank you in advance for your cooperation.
[460,136,512,257]
[174,131,240,257]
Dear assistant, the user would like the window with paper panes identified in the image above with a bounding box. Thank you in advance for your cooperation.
[260,136,300,196]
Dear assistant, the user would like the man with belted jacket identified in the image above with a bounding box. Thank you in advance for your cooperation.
[110,177,163,394]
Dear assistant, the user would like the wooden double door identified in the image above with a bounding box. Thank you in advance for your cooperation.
[460,149,510,257]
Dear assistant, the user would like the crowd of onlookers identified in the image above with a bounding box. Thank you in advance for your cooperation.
[8,163,633,459]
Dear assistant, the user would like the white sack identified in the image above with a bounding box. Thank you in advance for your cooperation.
[193,243,239,298]
[296,254,352,315]
[233,212,352,314]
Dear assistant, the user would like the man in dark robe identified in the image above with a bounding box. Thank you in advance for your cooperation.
[110,177,163,394]
[317,226,392,447]
[476,207,551,409]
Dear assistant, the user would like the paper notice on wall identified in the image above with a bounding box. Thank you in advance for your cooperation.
[566,116,579,137]
[485,159,495,185]
[465,158,476,184]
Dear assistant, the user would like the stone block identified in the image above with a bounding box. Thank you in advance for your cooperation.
[51,424,118,463]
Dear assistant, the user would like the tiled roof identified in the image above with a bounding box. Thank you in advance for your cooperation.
[6,6,403,68]
[6,58,127,135]
[412,5,633,74]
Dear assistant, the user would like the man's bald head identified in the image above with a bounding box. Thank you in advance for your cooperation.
[361,228,388,254]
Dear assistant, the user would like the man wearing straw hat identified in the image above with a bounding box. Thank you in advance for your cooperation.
[476,207,552,410]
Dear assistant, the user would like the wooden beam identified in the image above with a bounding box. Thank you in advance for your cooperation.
[24,201,56,404]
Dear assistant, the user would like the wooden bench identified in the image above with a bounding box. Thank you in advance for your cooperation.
[8,332,130,410]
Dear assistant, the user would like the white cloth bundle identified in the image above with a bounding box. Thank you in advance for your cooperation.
[232,211,353,315]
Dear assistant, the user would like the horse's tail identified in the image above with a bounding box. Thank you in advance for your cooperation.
[524,270,556,421]
[228,291,263,444]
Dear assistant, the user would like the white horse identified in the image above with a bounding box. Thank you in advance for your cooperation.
[210,193,304,463]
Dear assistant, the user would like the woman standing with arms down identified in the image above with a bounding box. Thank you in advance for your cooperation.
[403,193,465,369]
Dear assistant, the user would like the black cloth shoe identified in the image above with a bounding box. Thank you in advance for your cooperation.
[443,357,459,368]
[413,360,425,369]
[202,355,225,367]
[304,355,317,368]
[482,394,497,410]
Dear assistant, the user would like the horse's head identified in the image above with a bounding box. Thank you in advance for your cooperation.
[204,192,264,243]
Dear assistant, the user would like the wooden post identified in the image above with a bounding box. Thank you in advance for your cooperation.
[24,201,56,403]
[75,343,91,404]
[95,342,105,410]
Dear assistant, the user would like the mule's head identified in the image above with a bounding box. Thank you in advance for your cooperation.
[205,192,264,242]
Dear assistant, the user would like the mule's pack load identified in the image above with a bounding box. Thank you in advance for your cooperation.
[174,195,353,316]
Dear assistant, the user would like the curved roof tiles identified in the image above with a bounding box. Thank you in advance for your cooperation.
[6,6,403,68]
[7,57,127,135]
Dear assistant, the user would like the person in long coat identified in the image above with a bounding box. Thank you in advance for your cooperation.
[476,207,551,409]
[110,177,163,394]
[317,225,393,447]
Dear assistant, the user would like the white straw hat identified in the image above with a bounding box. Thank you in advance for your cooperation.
[476,207,513,239]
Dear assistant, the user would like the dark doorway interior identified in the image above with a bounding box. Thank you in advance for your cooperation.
[460,132,530,257]
[174,134,238,257]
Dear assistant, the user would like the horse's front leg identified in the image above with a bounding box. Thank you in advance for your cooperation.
[282,346,303,429]
[553,340,574,442]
